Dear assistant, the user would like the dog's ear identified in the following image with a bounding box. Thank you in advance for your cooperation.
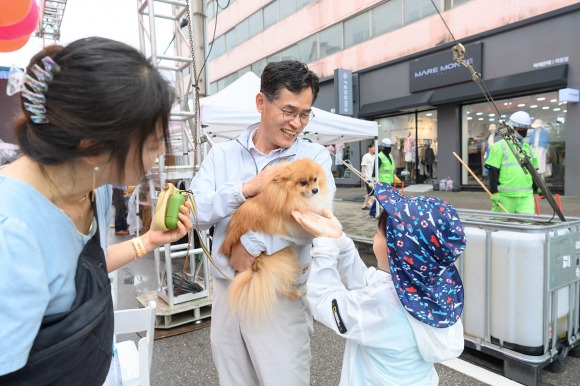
[271,162,293,183]
[272,173,290,184]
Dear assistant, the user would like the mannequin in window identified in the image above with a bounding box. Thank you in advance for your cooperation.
[424,143,435,179]
[392,136,405,173]
[482,124,498,177]
[403,132,415,178]
[529,119,549,180]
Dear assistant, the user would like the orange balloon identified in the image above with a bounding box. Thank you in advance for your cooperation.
[0,35,30,53]
[0,1,39,40]
[0,0,33,27]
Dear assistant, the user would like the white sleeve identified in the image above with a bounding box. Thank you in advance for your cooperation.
[190,150,247,230]
[240,231,313,257]
[307,235,397,345]
[240,149,335,257]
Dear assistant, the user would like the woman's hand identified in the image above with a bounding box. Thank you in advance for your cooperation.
[291,208,342,239]
[107,202,193,273]
[142,202,193,250]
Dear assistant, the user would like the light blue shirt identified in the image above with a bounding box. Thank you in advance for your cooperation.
[0,176,111,376]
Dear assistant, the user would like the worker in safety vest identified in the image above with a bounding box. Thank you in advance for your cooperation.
[378,138,396,185]
[370,138,399,217]
[484,111,539,214]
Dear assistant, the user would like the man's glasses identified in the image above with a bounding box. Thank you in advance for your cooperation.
[270,99,315,125]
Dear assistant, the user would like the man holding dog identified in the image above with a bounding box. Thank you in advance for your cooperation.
[191,61,336,385]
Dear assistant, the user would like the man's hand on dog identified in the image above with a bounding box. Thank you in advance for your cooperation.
[292,208,342,239]
[242,164,286,198]
[230,242,255,272]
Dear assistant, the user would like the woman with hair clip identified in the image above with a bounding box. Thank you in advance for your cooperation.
[0,37,192,384]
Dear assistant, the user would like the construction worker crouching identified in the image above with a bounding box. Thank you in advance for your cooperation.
[484,111,539,214]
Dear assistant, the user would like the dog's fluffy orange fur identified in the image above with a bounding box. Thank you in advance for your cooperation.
[220,158,332,323]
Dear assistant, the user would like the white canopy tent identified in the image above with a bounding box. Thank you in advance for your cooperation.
[199,72,378,146]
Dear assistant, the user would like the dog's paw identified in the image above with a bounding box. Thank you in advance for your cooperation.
[252,256,263,272]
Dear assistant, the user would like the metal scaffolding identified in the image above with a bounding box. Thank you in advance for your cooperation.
[135,0,212,328]
[37,0,68,46]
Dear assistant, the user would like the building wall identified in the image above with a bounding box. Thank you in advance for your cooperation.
[207,0,579,82]
[208,0,384,81]
[359,5,580,106]
[355,5,580,194]
[205,0,580,194]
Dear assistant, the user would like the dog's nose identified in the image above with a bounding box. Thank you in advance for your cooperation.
[312,188,319,194]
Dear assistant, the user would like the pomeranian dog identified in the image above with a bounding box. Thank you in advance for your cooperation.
[220,158,332,323]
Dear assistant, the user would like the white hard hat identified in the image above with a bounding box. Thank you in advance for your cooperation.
[508,111,531,129]
[381,138,393,147]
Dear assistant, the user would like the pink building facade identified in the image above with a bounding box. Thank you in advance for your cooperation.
[205,0,580,194]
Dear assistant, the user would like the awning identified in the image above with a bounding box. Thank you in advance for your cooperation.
[358,64,568,117]
[358,91,433,118]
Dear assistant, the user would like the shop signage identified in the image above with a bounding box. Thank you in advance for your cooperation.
[334,68,353,115]
[409,42,483,92]
[559,88,579,103]
[533,56,569,69]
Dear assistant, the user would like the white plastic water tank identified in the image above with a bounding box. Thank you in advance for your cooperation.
[458,227,488,340]
[490,230,569,351]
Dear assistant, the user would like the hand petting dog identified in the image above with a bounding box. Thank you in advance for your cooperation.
[291,208,342,239]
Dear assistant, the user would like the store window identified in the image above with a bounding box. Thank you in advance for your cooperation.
[344,13,370,49]
[207,0,215,20]
[208,35,225,62]
[248,10,263,39]
[326,142,351,179]
[279,0,297,20]
[372,0,403,36]
[251,59,267,78]
[267,53,281,63]
[319,24,342,58]
[375,110,438,184]
[297,35,318,63]
[281,46,298,62]
[461,91,567,188]
[404,0,437,24]
[263,0,279,30]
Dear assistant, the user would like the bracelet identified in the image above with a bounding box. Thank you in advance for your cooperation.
[131,237,147,260]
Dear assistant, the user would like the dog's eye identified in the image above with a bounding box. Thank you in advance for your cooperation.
[300,180,307,186]
[314,177,317,182]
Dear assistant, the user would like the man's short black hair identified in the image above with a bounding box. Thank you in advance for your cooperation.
[260,60,320,104]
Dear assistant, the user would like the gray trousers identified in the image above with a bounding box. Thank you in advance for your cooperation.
[210,278,312,386]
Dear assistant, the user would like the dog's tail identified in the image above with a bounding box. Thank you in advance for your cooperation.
[228,247,303,324]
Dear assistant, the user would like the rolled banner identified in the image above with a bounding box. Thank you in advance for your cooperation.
[0,35,30,53]
[0,0,39,40]
[0,0,33,26]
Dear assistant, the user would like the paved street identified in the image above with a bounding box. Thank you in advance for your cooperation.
[113,185,580,385]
